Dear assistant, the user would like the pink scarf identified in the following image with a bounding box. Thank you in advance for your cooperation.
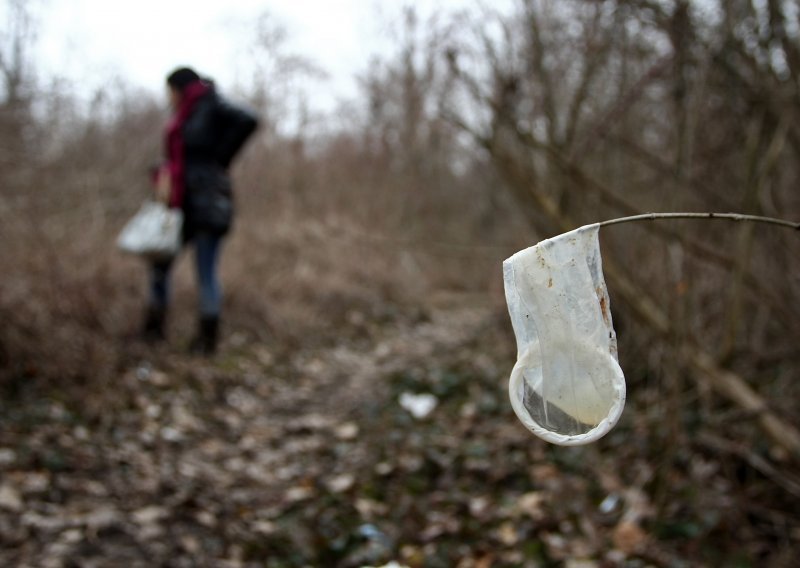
[164,80,210,207]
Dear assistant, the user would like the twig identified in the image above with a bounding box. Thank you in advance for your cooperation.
[688,349,800,461]
[599,212,800,231]
[696,431,800,499]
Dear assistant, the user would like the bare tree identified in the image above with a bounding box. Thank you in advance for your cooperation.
[0,0,36,169]
[443,0,800,461]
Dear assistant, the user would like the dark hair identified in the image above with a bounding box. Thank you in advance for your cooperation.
[166,67,201,92]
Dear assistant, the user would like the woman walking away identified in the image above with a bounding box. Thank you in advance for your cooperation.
[143,67,259,355]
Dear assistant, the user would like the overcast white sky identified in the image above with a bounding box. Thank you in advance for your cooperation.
[23,0,503,112]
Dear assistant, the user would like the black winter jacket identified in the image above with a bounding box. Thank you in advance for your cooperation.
[181,88,258,237]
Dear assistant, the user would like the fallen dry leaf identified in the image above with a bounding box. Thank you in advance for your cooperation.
[132,506,169,525]
[326,473,356,493]
[516,491,546,520]
[0,484,22,512]
[612,520,648,554]
[495,521,518,546]
[335,421,360,440]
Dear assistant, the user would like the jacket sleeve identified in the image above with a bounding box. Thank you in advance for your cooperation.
[214,98,259,168]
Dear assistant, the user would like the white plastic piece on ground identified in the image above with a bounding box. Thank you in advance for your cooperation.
[398,392,438,420]
[503,224,625,445]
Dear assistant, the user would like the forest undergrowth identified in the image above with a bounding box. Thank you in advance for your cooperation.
[1,254,798,566]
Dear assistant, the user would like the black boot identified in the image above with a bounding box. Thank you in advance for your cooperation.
[189,316,219,356]
[142,306,166,342]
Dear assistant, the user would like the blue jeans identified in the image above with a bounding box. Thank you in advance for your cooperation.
[150,232,224,317]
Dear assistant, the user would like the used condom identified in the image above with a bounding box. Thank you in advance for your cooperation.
[503,224,625,445]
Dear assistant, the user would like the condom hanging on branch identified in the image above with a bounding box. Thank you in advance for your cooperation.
[504,224,625,446]
[503,213,800,446]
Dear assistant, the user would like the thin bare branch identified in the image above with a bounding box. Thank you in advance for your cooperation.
[598,212,800,230]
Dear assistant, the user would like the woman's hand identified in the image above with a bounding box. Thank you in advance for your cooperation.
[155,169,171,205]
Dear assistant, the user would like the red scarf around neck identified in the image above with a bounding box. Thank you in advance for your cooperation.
[164,80,210,207]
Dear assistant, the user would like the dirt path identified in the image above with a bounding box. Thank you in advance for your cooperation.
[1,303,505,567]
[3,300,789,566]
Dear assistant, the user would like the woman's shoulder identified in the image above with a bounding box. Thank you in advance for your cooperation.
[213,94,259,127]
[186,89,220,125]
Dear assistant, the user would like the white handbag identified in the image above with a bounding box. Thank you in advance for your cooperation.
[117,201,183,260]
